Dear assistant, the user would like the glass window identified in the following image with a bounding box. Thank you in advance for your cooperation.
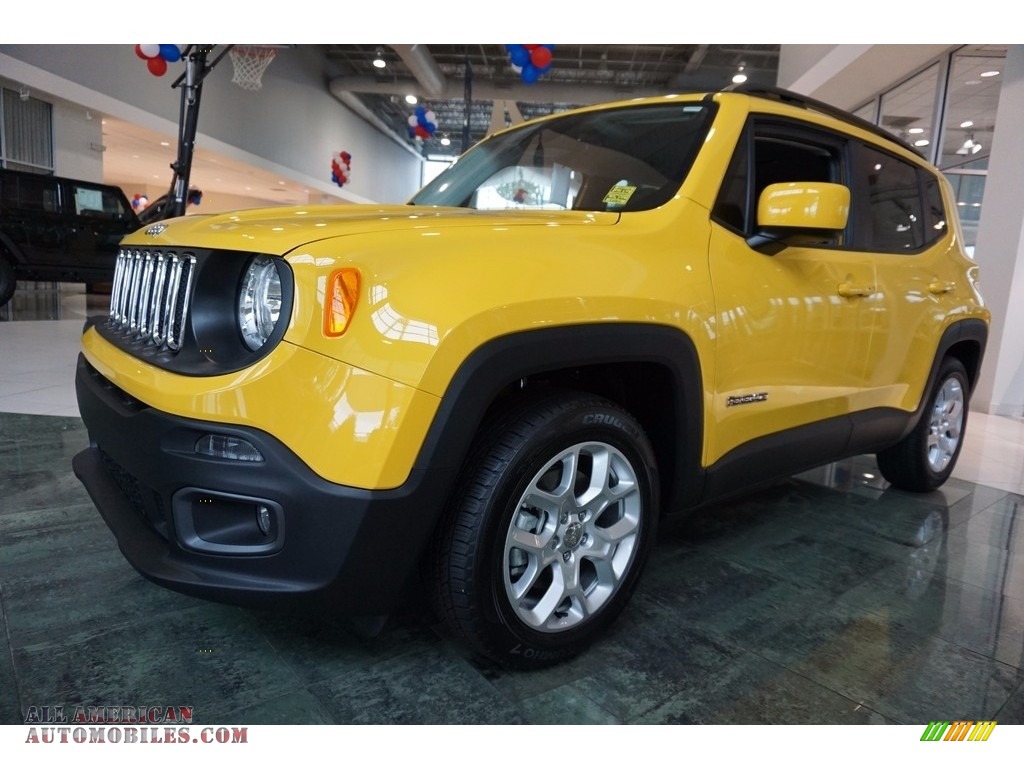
[939,47,1005,171]
[712,120,842,247]
[850,143,926,252]
[879,63,940,161]
[1,88,54,172]
[411,103,714,212]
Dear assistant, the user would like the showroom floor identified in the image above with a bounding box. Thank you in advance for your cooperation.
[1,284,1023,725]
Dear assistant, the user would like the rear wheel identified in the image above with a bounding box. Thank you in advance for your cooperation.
[430,391,658,669]
[877,357,970,492]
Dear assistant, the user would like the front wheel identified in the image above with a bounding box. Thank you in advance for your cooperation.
[430,391,659,669]
[877,357,970,492]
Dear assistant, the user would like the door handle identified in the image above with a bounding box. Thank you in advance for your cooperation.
[928,280,956,294]
[837,282,873,298]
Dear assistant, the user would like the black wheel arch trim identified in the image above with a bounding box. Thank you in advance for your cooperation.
[411,323,707,516]
[910,318,988,426]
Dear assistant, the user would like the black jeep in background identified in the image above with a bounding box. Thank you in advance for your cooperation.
[0,168,141,307]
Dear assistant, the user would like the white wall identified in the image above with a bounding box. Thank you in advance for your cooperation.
[0,44,423,204]
[970,45,1024,418]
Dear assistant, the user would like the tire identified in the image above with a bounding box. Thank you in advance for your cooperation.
[0,255,15,308]
[430,391,659,669]
[877,357,970,492]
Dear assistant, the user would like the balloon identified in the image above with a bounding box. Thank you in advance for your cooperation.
[531,46,552,69]
[147,56,168,76]
[159,44,181,62]
[408,115,418,127]
[139,44,160,58]
[523,44,538,50]
[425,110,436,124]
[521,64,539,84]
[414,125,429,139]
[508,45,529,68]
[134,44,147,60]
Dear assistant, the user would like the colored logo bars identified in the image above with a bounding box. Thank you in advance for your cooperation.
[920,721,997,741]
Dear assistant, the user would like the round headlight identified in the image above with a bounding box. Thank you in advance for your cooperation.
[238,255,282,351]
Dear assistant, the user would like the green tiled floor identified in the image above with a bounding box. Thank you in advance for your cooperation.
[2,411,1023,725]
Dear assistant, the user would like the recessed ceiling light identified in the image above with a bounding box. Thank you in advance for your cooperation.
[373,56,386,69]
[981,70,1000,77]
[913,139,930,147]
[440,137,451,146]
[908,128,924,134]
[405,94,418,105]
[960,120,974,128]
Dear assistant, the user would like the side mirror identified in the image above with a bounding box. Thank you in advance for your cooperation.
[747,182,850,254]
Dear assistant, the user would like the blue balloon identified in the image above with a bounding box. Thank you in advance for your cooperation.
[521,64,539,84]
[425,122,436,133]
[509,45,529,68]
[415,105,426,118]
[159,44,181,62]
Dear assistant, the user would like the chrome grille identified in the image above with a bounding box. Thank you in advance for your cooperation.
[109,248,196,351]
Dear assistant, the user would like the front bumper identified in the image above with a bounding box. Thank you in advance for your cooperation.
[72,354,454,614]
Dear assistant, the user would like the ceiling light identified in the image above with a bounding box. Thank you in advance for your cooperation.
[908,128,924,134]
[913,139,929,147]
[372,49,386,69]
[405,94,418,105]
[732,65,747,84]
[440,136,451,146]
[960,120,974,128]
[981,70,1000,77]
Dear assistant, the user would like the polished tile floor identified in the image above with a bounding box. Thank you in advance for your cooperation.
[1,283,1023,725]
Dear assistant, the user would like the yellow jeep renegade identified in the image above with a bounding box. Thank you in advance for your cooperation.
[73,87,990,669]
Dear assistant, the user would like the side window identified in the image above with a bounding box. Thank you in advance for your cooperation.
[73,185,107,216]
[9,176,59,213]
[712,119,843,246]
[850,143,927,252]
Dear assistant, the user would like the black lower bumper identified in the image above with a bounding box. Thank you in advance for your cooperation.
[72,354,453,615]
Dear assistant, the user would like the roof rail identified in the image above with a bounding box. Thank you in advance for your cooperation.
[712,83,918,155]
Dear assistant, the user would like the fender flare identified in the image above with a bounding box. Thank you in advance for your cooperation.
[410,323,707,514]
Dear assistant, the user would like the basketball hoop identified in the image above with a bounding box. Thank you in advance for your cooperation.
[228,45,278,91]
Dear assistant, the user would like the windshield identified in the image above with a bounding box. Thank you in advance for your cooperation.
[410,102,714,213]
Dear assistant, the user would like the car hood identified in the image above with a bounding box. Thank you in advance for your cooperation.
[122,204,620,254]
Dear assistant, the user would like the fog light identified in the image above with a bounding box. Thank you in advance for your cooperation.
[194,434,264,462]
[257,504,271,536]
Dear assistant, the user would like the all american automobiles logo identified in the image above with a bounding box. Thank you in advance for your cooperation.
[920,721,997,741]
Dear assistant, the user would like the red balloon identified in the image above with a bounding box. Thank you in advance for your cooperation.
[414,124,429,139]
[530,47,552,69]
[147,56,168,76]
[134,44,148,60]
[523,44,538,50]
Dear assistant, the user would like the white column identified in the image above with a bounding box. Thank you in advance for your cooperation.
[972,44,1024,418]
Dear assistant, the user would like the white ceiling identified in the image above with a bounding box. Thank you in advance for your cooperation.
[99,115,318,208]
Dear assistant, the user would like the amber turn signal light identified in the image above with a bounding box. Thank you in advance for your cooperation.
[324,268,360,337]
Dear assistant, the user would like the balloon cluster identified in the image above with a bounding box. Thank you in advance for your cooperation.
[408,105,437,140]
[331,151,352,187]
[134,44,183,77]
[131,194,149,211]
[506,45,554,84]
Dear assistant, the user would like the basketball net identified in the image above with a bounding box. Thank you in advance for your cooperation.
[229,45,277,91]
